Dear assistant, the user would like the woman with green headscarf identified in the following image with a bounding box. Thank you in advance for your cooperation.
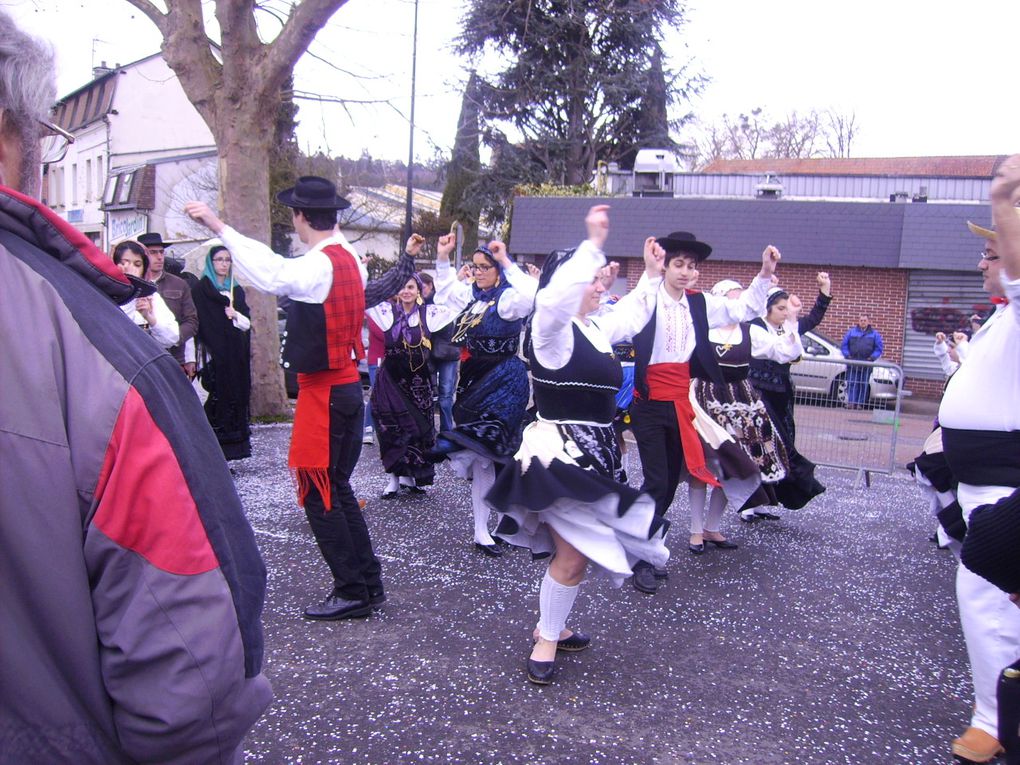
[193,241,252,460]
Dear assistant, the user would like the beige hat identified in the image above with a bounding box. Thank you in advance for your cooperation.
[967,207,1020,239]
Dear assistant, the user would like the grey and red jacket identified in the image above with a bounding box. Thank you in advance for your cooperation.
[0,185,272,764]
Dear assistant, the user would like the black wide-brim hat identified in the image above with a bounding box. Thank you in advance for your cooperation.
[138,232,171,250]
[656,231,712,261]
[276,175,351,210]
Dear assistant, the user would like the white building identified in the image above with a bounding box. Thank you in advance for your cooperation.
[43,54,218,250]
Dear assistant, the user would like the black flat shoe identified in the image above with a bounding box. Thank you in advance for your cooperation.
[303,595,372,621]
[474,542,504,557]
[556,631,591,653]
[407,486,426,494]
[653,566,668,579]
[527,658,555,685]
[368,590,387,608]
[739,513,757,523]
[689,542,705,555]
[381,490,399,500]
[706,538,738,549]
[754,511,781,521]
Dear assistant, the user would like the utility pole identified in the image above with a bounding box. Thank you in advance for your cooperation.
[403,0,419,242]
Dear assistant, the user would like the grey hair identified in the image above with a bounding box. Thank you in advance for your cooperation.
[0,10,56,194]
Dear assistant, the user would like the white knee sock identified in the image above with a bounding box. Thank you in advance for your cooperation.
[471,459,496,546]
[704,488,728,533]
[384,475,399,494]
[399,475,414,487]
[537,569,580,642]
[689,481,707,534]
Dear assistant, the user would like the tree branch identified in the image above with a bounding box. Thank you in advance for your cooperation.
[122,0,168,35]
[263,0,350,94]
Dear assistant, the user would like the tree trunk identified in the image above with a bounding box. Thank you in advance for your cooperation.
[216,114,289,418]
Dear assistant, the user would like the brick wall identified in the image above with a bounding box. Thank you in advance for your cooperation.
[623,258,910,365]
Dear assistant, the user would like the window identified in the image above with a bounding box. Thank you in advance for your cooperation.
[103,175,117,206]
[85,159,92,201]
[117,171,134,204]
[96,155,103,198]
[57,167,65,207]
[71,163,78,205]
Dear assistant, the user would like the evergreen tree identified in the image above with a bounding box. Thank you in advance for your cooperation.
[440,72,482,249]
[457,0,702,187]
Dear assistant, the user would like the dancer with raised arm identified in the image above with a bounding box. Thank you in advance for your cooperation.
[485,205,666,685]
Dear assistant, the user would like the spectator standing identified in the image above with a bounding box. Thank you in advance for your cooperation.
[421,270,461,433]
[363,315,384,445]
[840,314,884,409]
[0,13,271,762]
[139,231,200,379]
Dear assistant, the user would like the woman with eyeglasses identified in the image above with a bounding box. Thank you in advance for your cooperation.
[431,236,538,556]
[366,271,457,498]
[192,241,253,461]
[112,240,180,350]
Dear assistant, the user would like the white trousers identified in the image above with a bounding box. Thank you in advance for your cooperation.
[956,482,1020,736]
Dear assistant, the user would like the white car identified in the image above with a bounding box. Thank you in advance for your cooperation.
[792,330,902,406]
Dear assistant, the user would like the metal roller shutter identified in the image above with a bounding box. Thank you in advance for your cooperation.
[903,270,991,379]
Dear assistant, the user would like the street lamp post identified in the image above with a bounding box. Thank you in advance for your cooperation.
[403,0,419,244]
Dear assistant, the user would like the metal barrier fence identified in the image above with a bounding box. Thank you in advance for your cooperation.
[789,357,908,487]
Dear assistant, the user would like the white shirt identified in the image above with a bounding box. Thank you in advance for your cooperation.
[218,226,367,303]
[433,259,538,320]
[939,274,1020,433]
[121,292,180,349]
[645,274,771,365]
[748,318,804,363]
[531,240,660,370]
[366,301,457,334]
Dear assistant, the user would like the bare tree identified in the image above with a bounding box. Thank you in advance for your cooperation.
[124,0,349,416]
[826,110,859,158]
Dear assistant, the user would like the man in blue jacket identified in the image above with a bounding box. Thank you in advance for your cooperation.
[840,314,884,409]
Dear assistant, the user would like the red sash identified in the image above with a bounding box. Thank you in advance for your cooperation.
[289,368,357,509]
[644,363,721,488]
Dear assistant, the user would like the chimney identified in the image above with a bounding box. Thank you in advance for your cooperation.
[93,60,113,79]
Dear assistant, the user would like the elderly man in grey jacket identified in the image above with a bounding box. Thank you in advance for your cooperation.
[0,12,271,764]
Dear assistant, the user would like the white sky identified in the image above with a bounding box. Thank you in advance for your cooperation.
[6,0,1020,162]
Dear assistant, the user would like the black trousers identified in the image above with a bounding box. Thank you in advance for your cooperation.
[630,397,686,518]
[302,382,383,601]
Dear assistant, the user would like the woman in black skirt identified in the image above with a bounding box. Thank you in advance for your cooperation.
[485,206,667,685]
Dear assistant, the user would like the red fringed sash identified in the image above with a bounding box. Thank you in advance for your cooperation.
[644,363,721,488]
[289,368,357,509]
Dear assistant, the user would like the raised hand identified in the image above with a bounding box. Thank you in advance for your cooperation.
[436,233,455,260]
[585,204,610,250]
[759,245,781,278]
[184,201,225,234]
[489,241,510,266]
[816,271,831,296]
[405,233,426,257]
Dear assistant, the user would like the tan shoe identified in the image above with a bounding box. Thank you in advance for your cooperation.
[951,727,1004,763]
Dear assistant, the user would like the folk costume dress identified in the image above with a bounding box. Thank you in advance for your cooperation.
[433,255,538,548]
[192,263,252,461]
[692,323,790,492]
[486,241,669,585]
[747,316,826,509]
[365,300,456,487]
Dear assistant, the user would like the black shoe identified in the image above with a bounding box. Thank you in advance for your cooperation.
[689,542,705,555]
[381,490,399,499]
[754,511,781,521]
[556,631,591,653]
[369,590,387,608]
[653,566,668,579]
[407,485,426,494]
[739,512,757,524]
[303,595,372,621]
[475,542,504,557]
[706,538,738,549]
[527,658,556,685]
[632,563,660,594]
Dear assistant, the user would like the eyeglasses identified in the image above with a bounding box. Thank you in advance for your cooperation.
[37,118,75,165]
[211,257,232,264]
[980,250,1000,262]
[469,263,494,272]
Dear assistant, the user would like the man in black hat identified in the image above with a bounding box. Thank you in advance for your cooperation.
[139,231,200,377]
[626,232,780,594]
[185,176,418,620]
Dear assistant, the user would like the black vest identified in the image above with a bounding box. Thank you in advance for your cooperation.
[633,290,725,397]
[747,317,794,392]
[530,322,623,424]
[280,302,329,374]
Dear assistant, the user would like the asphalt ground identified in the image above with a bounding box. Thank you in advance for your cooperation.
[235,421,971,765]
